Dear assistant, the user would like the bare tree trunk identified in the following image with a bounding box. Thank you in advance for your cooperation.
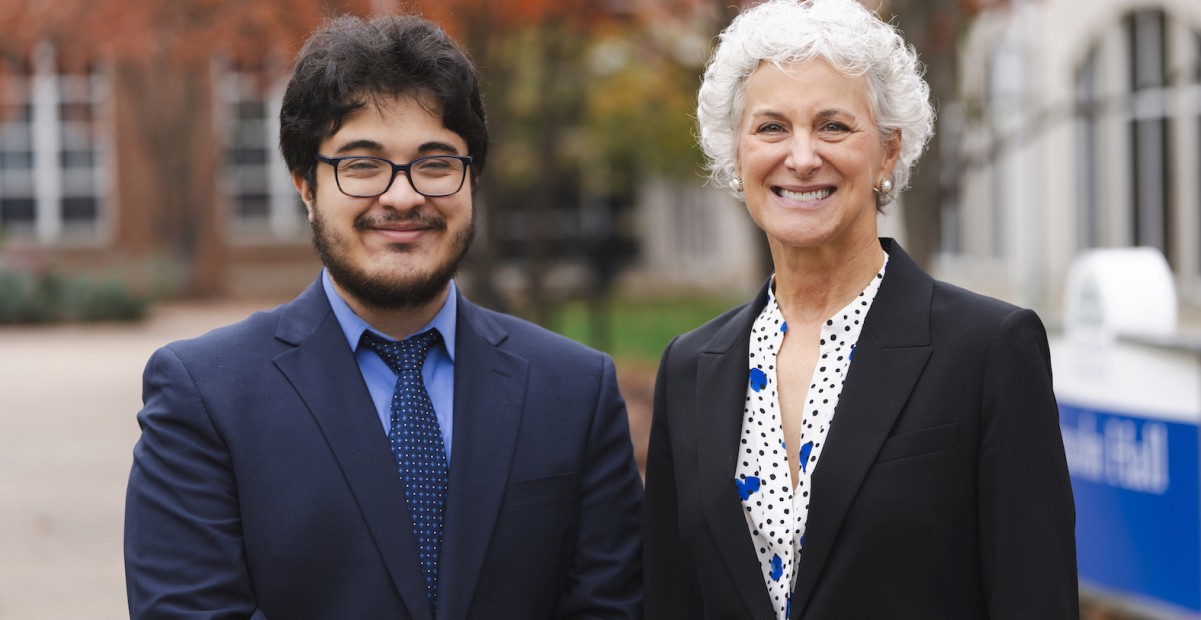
[522,27,578,326]
[887,0,962,267]
[458,5,511,312]
[118,58,220,296]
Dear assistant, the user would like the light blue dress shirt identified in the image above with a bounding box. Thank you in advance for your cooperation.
[322,269,458,462]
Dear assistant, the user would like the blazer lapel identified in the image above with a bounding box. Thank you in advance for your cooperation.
[696,284,779,619]
[789,240,933,618]
[436,296,528,620]
[271,280,433,620]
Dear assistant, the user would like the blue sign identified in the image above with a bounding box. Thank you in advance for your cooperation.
[1060,402,1201,612]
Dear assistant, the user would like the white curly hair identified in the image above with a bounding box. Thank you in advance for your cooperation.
[697,0,934,206]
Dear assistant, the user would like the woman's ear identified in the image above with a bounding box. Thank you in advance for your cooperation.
[882,128,902,175]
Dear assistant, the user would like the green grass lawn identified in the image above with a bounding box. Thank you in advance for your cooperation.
[549,295,744,365]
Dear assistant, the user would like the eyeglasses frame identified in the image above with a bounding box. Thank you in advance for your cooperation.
[314,153,474,198]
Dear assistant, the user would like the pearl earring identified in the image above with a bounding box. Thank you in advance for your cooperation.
[731,176,744,192]
[876,178,893,193]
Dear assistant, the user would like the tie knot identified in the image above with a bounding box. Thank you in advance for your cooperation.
[361,329,442,373]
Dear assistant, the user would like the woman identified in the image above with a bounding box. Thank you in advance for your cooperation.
[642,0,1078,618]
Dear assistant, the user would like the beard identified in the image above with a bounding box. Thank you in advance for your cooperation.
[310,200,475,311]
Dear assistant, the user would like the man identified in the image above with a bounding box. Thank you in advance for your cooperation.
[124,14,643,619]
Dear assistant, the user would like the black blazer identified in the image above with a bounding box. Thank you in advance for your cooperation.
[644,239,1077,619]
[125,278,643,619]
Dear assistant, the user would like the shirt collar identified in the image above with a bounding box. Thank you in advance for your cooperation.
[321,268,458,361]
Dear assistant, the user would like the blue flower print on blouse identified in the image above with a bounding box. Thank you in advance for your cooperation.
[735,476,761,501]
[770,554,784,581]
[799,441,814,474]
[749,367,768,392]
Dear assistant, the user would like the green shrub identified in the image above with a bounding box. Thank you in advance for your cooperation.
[0,270,55,323]
[62,273,151,321]
[0,267,151,324]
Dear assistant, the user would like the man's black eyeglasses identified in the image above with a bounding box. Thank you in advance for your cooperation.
[315,154,473,198]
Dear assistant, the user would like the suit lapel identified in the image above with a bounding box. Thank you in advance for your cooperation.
[696,284,780,619]
[436,297,527,620]
[789,240,933,618]
[271,280,433,620]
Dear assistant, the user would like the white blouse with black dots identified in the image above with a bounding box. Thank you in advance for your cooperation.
[735,253,888,619]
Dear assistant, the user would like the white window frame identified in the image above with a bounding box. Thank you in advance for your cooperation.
[216,61,305,242]
[0,42,108,244]
[1126,10,1172,258]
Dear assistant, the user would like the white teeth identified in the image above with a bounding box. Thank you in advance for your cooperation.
[779,188,832,201]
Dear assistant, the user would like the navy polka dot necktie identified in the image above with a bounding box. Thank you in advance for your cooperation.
[361,329,448,612]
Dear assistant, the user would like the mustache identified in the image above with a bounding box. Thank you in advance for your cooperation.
[354,211,447,232]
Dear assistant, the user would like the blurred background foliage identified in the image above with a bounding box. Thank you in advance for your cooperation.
[0,0,728,328]
[0,0,967,339]
[0,265,152,323]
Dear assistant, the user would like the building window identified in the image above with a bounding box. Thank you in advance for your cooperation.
[967,29,1030,263]
[218,63,305,240]
[0,44,106,242]
[1075,8,1201,276]
[1126,10,1171,263]
[0,69,36,235]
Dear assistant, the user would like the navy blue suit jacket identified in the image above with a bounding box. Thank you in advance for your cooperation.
[125,279,643,619]
[644,240,1077,619]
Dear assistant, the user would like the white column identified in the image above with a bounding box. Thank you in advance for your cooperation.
[31,42,62,243]
[267,79,300,238]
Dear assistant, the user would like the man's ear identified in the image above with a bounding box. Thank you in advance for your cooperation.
[292,170,315,222]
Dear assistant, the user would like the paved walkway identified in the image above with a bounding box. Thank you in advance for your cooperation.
[0,299,282,619]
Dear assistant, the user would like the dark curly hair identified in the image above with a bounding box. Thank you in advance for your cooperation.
[279,14,488,195]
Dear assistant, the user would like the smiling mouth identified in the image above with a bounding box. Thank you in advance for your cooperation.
[775,187,834,201]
